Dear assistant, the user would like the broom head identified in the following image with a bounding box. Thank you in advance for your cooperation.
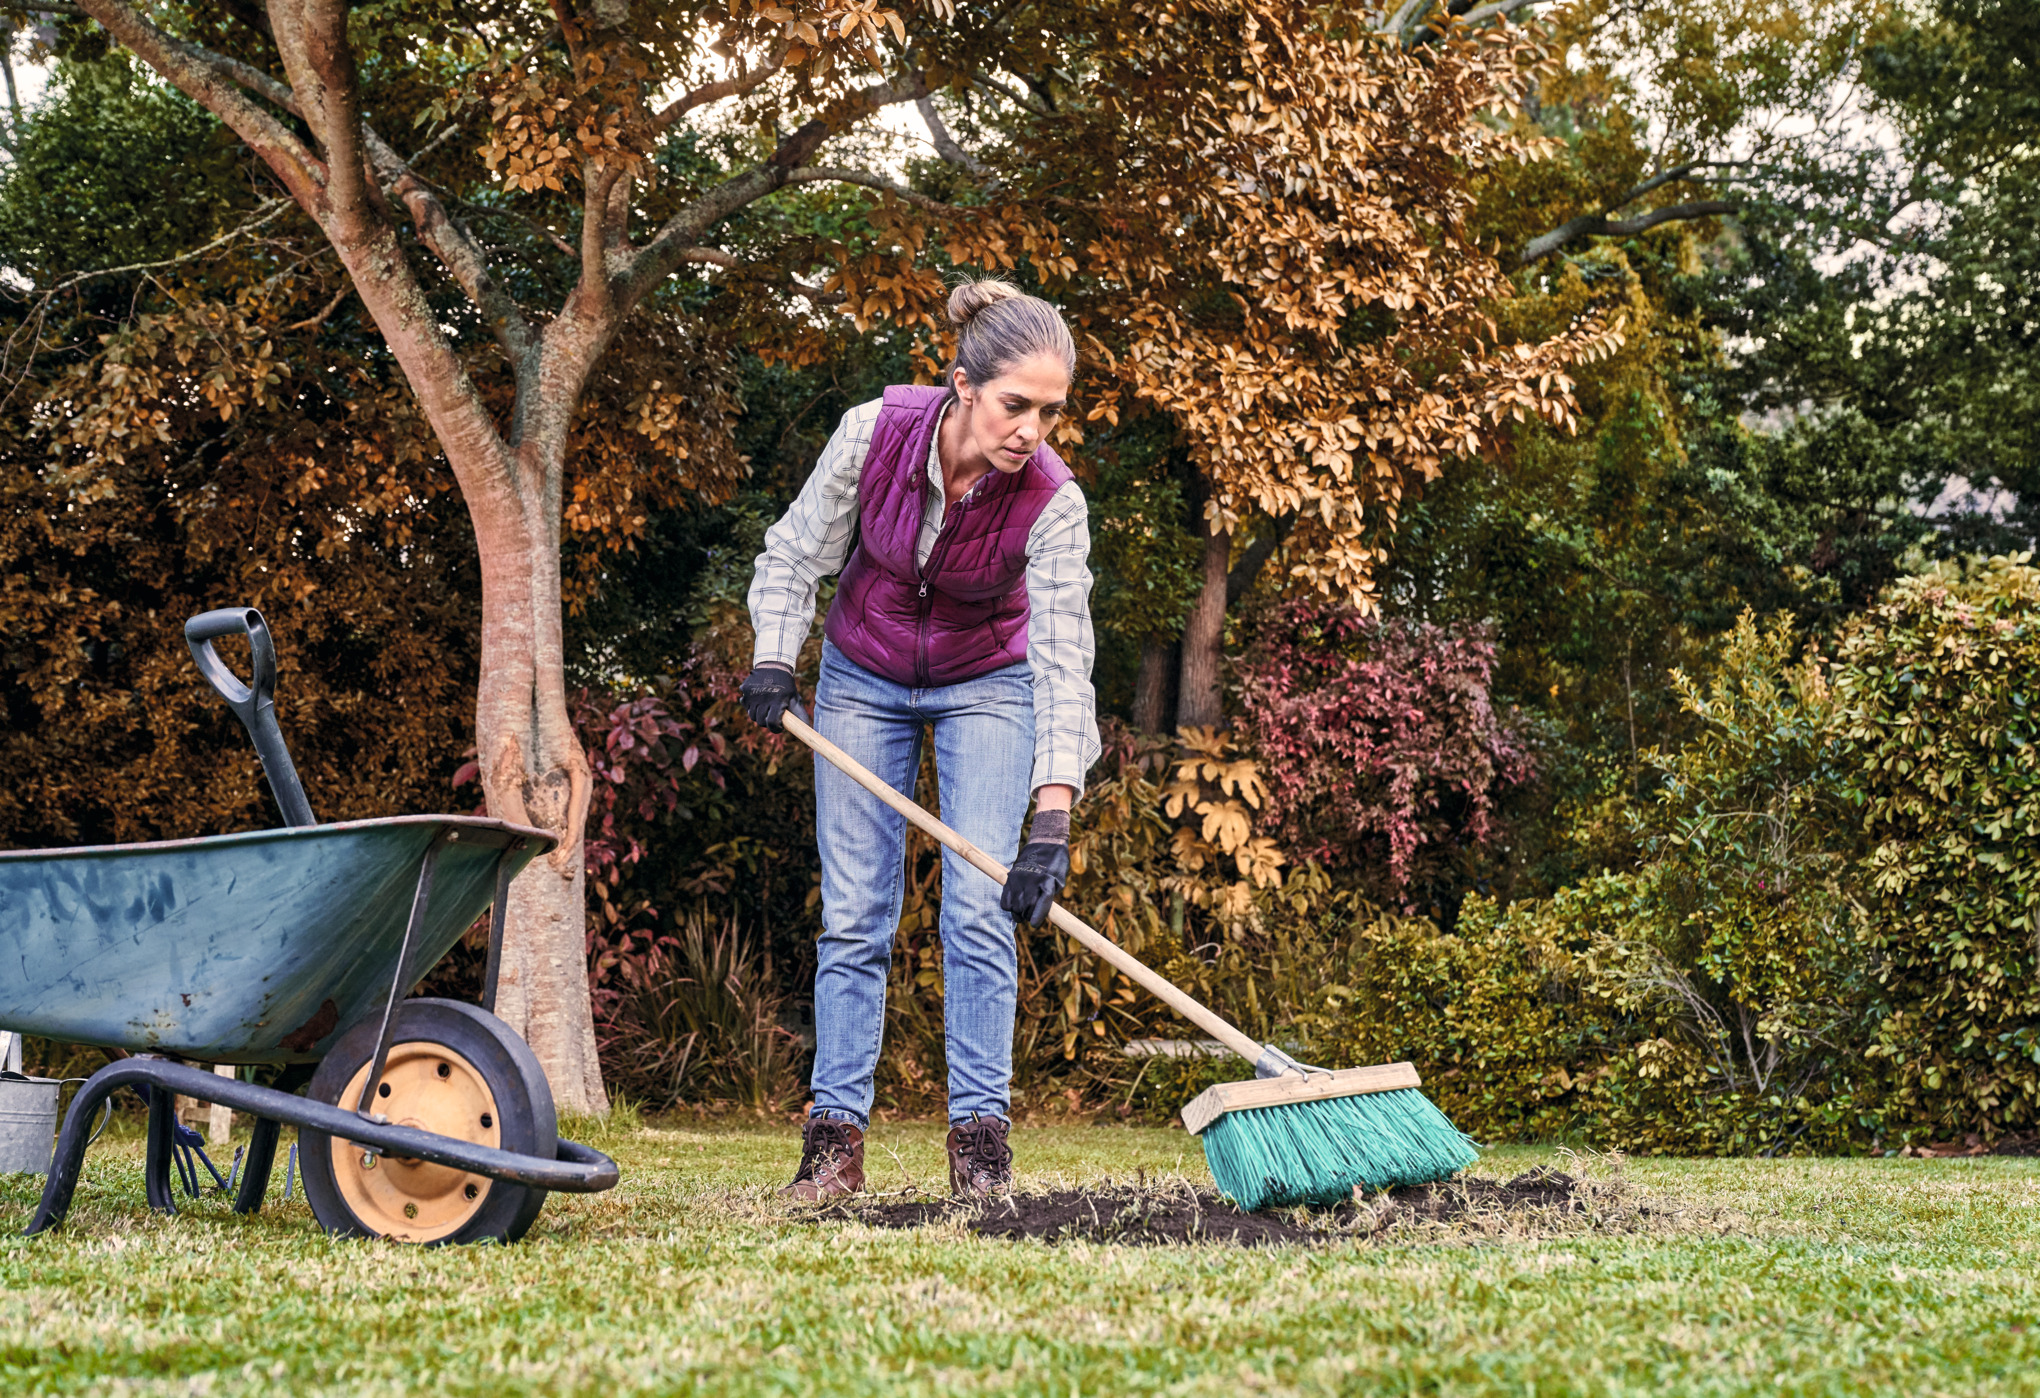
[1184,1062,1478,1211]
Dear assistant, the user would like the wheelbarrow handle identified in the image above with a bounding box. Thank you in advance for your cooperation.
[184,607,317,828]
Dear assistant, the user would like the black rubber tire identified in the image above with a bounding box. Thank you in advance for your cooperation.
[299,998,556,1245]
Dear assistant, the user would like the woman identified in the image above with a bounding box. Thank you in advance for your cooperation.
[740,279,1099,1200]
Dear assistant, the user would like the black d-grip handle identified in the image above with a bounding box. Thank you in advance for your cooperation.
[184,607,316,828]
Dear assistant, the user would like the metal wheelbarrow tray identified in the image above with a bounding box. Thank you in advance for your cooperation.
[2,607,618,1245]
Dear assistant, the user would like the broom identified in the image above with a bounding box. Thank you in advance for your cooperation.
[783,712,1478,1211]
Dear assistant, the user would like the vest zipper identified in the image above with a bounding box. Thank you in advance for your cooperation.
[915,496,969,688]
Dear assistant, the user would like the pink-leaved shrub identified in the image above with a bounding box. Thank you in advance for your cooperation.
[1235,599,1537,909]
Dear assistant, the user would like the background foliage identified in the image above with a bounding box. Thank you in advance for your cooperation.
[1838,562,2040,1140]
[10,0,2040,1153]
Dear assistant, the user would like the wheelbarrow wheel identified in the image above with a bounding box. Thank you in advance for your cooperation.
[298,998,556,1246]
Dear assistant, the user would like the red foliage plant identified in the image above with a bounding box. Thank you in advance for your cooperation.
[1235,599,1537,907]
[574,687,726,933]
[453,643,771,989]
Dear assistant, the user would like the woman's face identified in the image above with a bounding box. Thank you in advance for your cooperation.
[955,353,1071,473]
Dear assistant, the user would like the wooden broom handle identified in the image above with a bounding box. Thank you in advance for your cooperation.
[782,710,1268,1066]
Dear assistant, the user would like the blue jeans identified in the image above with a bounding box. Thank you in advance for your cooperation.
[808,640,1033,1128]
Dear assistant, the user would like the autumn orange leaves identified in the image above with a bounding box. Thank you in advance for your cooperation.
[821,2,1626,611]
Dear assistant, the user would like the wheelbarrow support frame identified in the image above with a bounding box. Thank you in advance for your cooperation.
[27,1058,618,1235]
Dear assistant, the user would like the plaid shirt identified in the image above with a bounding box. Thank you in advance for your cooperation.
[749,396,1101,795]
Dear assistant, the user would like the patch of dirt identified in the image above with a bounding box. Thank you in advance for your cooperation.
[804,1167,1623,1247]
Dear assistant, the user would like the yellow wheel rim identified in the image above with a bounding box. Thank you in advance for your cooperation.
[330,1042,500,1242]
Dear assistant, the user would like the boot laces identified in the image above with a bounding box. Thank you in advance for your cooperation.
[958,1118,1012,1176]
[795,1120,856,1182]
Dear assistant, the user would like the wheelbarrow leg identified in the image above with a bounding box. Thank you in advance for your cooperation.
[29,1069,176,1234]
[233,1065,314,1215]
[483,847,515,1015]
[234,1118,283,1213]
[25,1061,126,1232]
[144,1085,179,1216]
[355,830,449,1115]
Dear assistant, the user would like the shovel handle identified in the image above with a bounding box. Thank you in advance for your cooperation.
[781,710,1268,1067]
[185,607,316,828]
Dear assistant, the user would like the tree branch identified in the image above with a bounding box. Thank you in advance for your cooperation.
[656,53,786,127]
[1387,0,1547,42]
[672,245,845,304]
[72,0,325,206]
[626,72,933,305]
[571,162,629,322]
[675,245,739,269]
[1227,514,1295,605]
[1449,0,1545,27]
[19,198,295,297]
[971,73,1049,116]
[362,129,537,361]
[208,49,298,113]
[783,165,958,215]
[632,165,784,287]
[1381,0,1429,36]
[272,0,374,218]
[1619,161,1708,204]
[283,277,355,332]
[1517,200,1737,266]
[916,96,999,192]
[454,194,580,261]
[769,72,933,171]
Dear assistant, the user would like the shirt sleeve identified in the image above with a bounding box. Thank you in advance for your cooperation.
[1025,480,1103,796]
[747,400,881,669]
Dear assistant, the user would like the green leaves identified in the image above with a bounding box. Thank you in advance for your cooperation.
[1834,558,2040,1138]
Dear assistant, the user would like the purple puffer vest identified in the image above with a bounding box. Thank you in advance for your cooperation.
[824,384,1072,689]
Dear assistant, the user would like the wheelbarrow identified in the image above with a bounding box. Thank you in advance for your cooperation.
[1,607,618,1244]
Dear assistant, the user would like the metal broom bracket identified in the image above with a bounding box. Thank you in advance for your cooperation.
[1253,1044,1334,1080]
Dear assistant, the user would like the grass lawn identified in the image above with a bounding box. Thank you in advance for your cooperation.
[5,1113,2039,1396]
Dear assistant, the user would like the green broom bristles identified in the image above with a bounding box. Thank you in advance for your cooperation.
[1199,1087,1480,1211]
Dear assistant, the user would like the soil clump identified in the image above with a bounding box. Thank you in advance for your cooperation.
[807,1167,1599,1247]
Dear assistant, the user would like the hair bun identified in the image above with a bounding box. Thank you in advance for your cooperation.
[947,278,1024,329]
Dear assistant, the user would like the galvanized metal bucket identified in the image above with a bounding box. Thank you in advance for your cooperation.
[0,1074,59,1175]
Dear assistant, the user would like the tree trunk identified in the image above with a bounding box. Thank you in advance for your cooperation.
[464,451,607,1116]
[323,218,607,1114]
[87,0,625,1116]
[1176,524,1231,729]
[1132,636,1179,734]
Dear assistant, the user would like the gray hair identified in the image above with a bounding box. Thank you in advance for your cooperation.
[945,278,1077,393]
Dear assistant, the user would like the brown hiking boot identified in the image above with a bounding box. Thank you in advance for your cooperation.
[782,1117,866,1201]
[947,1116,1013,1197]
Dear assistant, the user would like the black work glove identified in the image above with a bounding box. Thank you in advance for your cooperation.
[739,663,799,730]
[1002,840,1071,926]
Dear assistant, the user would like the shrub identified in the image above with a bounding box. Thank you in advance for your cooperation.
[1319,614,1875,1155]
[1325,876,1872,1156]
[1837,559,2040,1140]
[596,909,804,1112]
[1631,613,1875,1146]
[1316,893,1599,1144]
[1235,599,1537,916]
[575,570,2040,1147]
